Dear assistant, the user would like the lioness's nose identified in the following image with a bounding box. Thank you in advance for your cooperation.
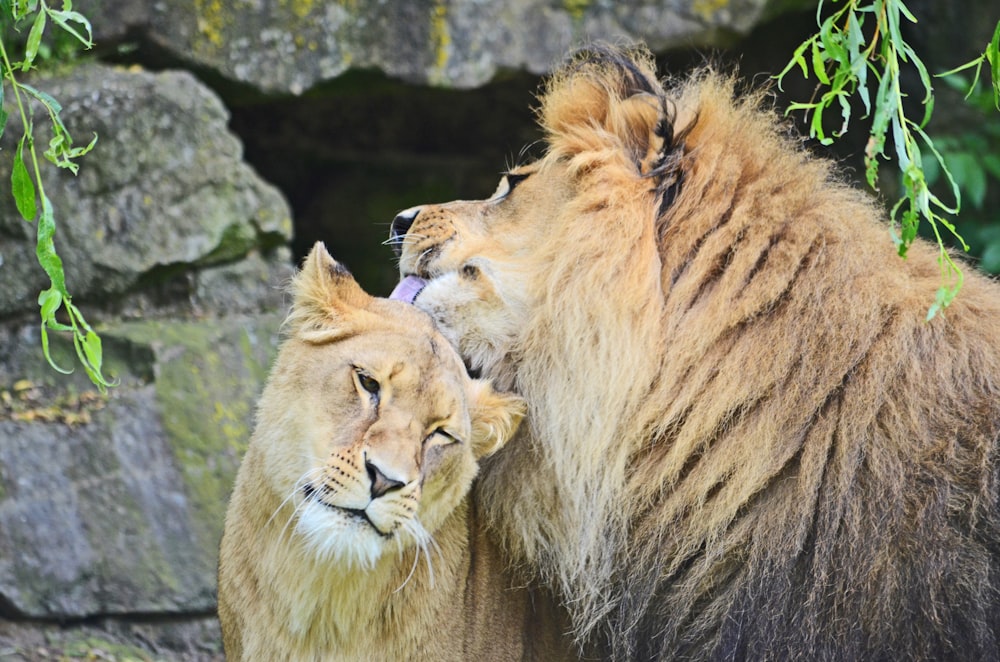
[365,458,406,499]
[389,207,421,255]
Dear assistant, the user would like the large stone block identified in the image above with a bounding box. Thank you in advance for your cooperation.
[0,313,282,619]
[76,0,805,94]
[0,63,293,318]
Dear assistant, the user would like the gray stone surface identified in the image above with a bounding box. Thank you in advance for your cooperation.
[0,63,293,318]
[0,56,295,626]
[76,0,797,94]
[0,313,282,619]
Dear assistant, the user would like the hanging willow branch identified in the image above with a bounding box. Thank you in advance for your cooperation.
[776,0,1000,319]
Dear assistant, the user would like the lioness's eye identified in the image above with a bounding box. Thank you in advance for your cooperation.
[354,369,380,397]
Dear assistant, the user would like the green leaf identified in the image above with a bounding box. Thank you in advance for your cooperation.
[81,330,103,375]
[66,302,113,391]
[937,58,983,83]
[809,101,830,143]
[12,135,37,221]
[11,0,37,21]
[38,286,64,323]
[912,125,962,219]
[897,0,918,24]
[16,83,94,172]
[775,39,812,90]
[0,81,5,141]
[989,19,1000,109]
[35,196,66,294]
[22,9,47,72]
[47,8,94,47]
[812,40,830,85]
[18,83,63,117]
[890,112,909,171]
[19,83,69,139]
[884,6,909,71]
[904,44,935,126]
[926,294,944,322]
[39,322,74,374]
[847,12,871,116]
[836,91,851,137]
[899,204,918,251]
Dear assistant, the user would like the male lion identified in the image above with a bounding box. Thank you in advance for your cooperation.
[218,242,572,661]
[388,45,1000,660]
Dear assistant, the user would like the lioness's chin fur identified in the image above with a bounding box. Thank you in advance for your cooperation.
[392,44,1000,660]
[217,243,573,662]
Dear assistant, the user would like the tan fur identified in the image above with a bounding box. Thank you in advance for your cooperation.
[218,242,573,662]
[392,45,1000,660]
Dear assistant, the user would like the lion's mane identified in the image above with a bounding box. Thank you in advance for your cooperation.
[474,45,1000,660]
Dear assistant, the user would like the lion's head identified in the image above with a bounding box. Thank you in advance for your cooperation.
[389,49,679,387]
[257,242,524,568]
[389,44,1000,660]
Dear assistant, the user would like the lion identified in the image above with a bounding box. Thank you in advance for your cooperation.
[387,45,1000,660]
[218,242,573,661]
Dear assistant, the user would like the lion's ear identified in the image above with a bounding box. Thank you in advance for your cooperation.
[468,381,526,459]
[287,241,374,343]
[614,93,670,176]
[540,47,671,177]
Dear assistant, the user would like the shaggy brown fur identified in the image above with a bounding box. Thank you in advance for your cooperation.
[390,45,1000,660]
[218,243,573,661]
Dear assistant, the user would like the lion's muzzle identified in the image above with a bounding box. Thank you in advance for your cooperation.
[389,206,421,257]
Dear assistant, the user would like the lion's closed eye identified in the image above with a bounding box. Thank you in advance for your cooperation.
[425,426,461,449]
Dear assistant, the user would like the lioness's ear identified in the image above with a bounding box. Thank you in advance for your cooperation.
[286,242,373,342]
[468,381,526,460]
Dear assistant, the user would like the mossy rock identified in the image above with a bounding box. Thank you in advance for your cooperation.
[0,313,281,619]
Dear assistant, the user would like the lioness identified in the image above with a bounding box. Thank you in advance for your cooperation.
[218,242,572,661]
[389,45,1000,660]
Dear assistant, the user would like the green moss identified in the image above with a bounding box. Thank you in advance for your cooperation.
[692,0,731,20]
[194,0,226,50]
[111,316,282,557]
[197,221,258,266]
[428,2,451,84]
[280,0,316,19]
[58,635,156,660]
[563,0,591,21]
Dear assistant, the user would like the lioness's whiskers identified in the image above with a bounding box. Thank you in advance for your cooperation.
[269,466,324,539]
[416,517,442,588]
[394,534,422,593]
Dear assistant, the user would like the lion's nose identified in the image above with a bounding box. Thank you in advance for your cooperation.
[389,207,421,256]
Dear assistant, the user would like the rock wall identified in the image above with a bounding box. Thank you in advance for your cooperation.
[15,0,992,659]
[0,62,293,660]
[76,0,790,93]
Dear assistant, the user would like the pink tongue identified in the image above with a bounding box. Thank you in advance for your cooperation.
[389,276,428,304]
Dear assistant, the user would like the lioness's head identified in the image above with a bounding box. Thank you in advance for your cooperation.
[388,45,682,383]
[257,242,524,568]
